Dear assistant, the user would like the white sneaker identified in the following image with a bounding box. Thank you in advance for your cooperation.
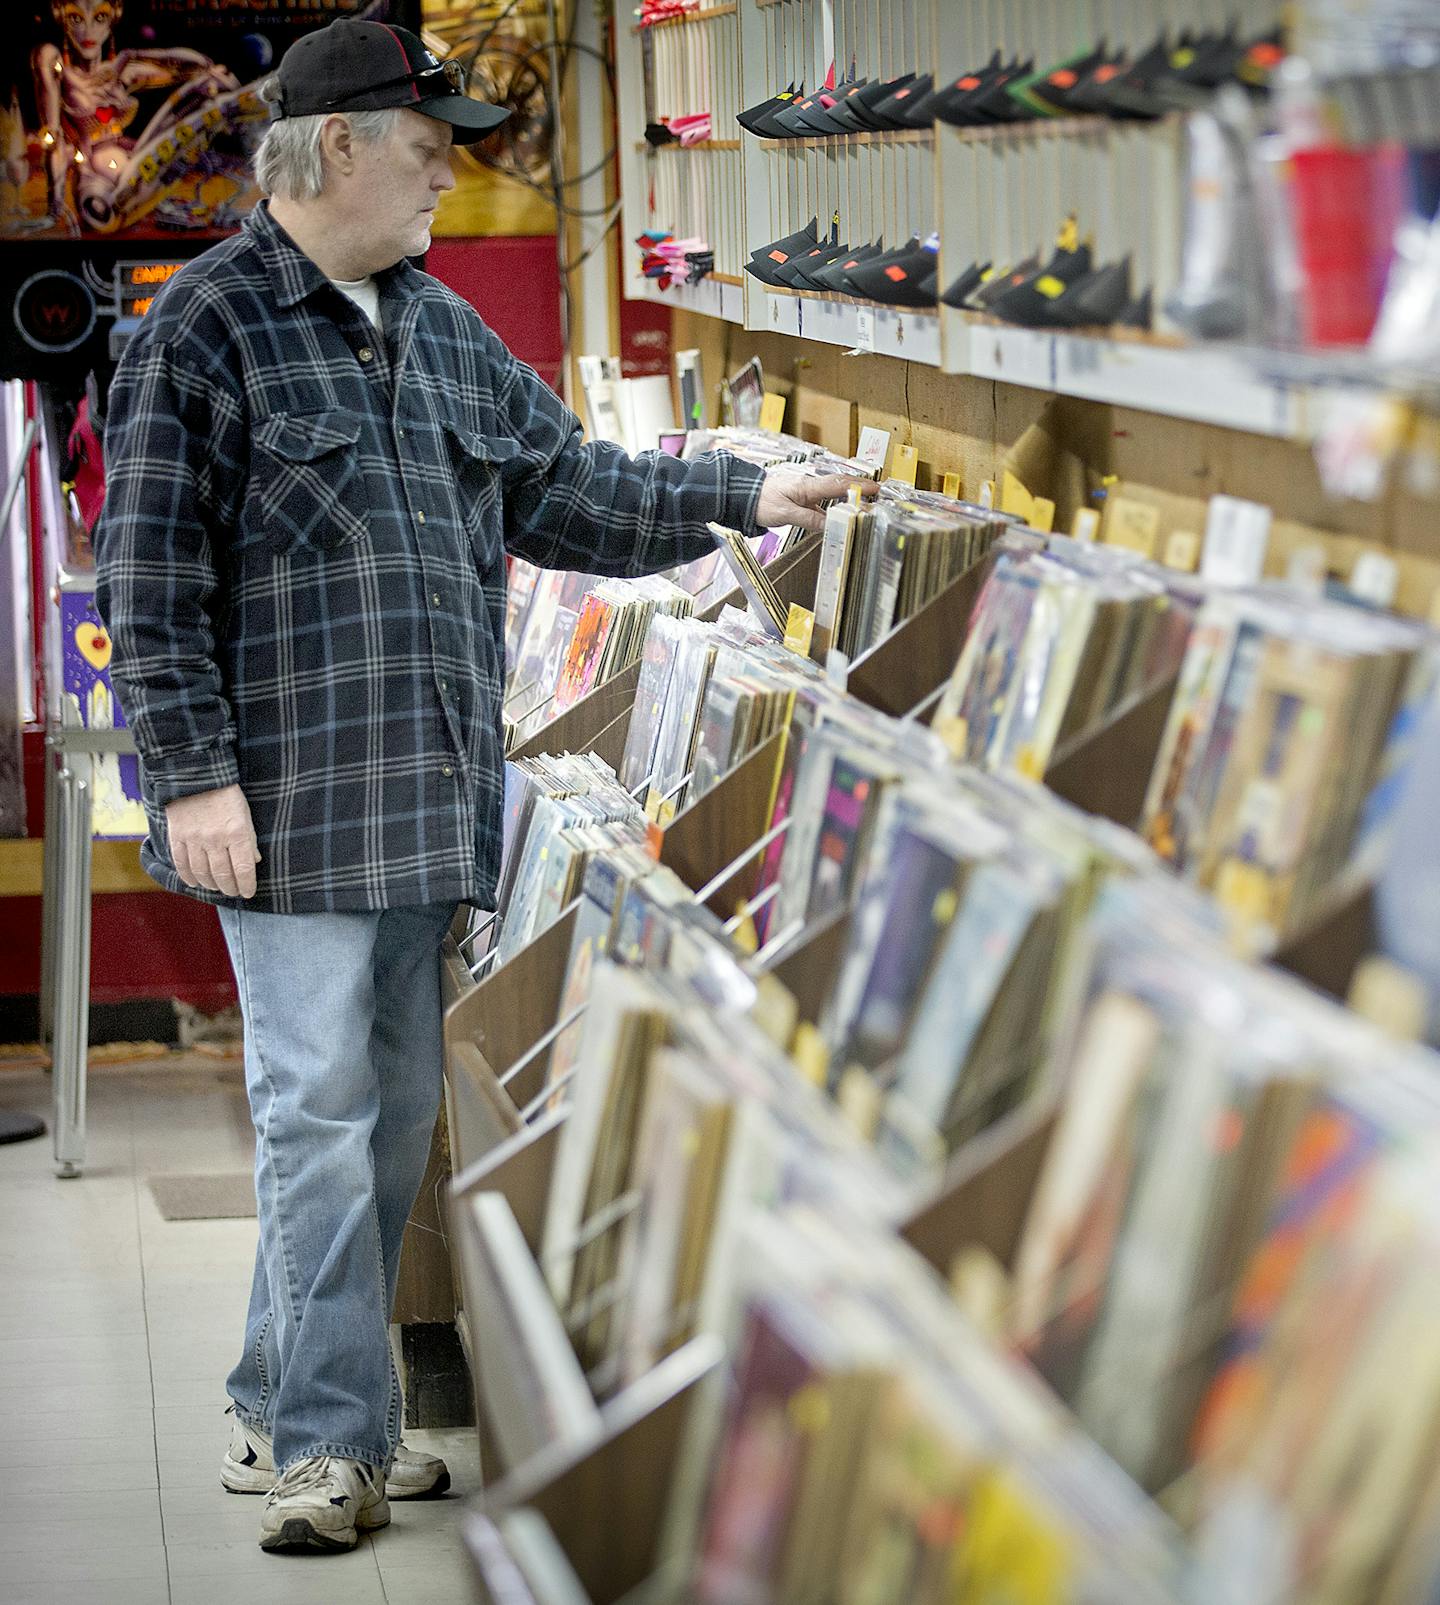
[258,1455,389,1553]
[221,1411,451,1499]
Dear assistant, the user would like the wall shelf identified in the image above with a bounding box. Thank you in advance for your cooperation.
[755,128,934,149]
[633,2,738,34]
[957,322,1381,441]
[634,139,745,152]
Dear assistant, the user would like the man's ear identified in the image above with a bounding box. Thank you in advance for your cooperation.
[319,113,356,179]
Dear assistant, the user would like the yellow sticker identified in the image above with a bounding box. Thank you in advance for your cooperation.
[934,712,969,758]
[999,471,1035,520]
[1163,529,1201,572]
[784,603,815,656]
[955,1470,1074,1605]
[1103,495,1161,558]
[789,1384,831,1435]
[1034,274,1067,300]
[837,1066,882,1140]
[791,1022,829,1087]
[891,444,919,486]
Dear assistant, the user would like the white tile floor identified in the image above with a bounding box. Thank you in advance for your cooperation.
[0,1058,480,1605]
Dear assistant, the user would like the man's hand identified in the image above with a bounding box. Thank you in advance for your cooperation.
[755,469,878,534]
[165,784,261,900]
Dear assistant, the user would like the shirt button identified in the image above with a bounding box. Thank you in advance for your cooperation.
[417,511,427,525]
[397,427,406,439]
[432,592,442,606]
[358,346,374,362]
[441,764,454,778]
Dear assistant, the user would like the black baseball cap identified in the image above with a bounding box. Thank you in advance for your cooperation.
[272,19,510,144]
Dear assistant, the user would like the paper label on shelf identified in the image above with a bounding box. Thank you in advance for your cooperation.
[1351,549,1399,609]
[942,471,963,500]
[1071,508,1101,543]
[1201,495,1272,586]
[891,444,919,486]
[1284,543,1328,596]
[855,426,891,474]
[855,307,875,352]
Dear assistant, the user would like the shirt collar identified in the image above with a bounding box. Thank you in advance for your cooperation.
[243,202,424,310]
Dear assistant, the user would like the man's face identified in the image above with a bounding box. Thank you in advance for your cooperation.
[349,109,456,267]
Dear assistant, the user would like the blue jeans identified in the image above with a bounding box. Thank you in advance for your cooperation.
[216,901,458,1473]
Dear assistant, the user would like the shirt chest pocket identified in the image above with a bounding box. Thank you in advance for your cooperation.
[252,410,368,555]
[442,420,519,567]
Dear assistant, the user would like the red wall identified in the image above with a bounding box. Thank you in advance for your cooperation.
[4,237,567,1013]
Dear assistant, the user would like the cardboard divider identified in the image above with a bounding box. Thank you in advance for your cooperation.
[511,661,642,764]
[481,1336,724,1605]
[1042,672,1179,830]
[758,907,853,1025]
[447,1041,525,1177]
[900,1098,1058,1278]
[451,1107,568,1262]
[656,730,785,903]
[449,1109,570,1487]
[1272,879,1376,1003]
[440,933,474,1012]
[444,907,578,1173]
[847,554,995,719]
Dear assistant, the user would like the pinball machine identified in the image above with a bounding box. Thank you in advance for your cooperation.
[0,0,420,1172]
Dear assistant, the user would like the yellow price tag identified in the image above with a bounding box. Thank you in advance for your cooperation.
[1163,529,1201,572]
[941,470,963,500]
[953,1469,1074,1605]
[759,391,787,432]
[790,1022,829,1087]
[1103,495,1161,558]
[999,471,1035,520]
[891,444,920,486]
[784,603,815,656]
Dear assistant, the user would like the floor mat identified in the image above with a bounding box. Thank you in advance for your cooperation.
[148,1173,257,1220]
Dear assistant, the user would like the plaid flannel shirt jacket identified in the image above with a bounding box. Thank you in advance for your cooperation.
[95,204,765,912]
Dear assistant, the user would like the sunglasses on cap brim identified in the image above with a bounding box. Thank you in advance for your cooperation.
[323,57,468,112]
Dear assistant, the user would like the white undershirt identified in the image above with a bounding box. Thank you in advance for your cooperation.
[330,274,383,336]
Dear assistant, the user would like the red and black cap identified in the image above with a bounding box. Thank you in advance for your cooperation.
[271,19,509,144]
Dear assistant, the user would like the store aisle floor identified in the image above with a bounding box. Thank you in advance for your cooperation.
[0,1057,480,1605]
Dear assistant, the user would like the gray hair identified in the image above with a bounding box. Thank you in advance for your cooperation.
[253,76,403,201]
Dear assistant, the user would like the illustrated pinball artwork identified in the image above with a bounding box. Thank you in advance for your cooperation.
[2,0,419,243]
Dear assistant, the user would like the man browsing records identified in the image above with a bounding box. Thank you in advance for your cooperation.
[94,14,855,1558]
